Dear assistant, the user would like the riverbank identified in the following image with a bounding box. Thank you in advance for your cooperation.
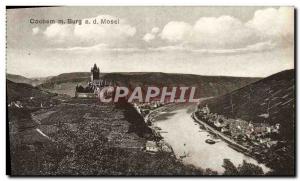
[134,103,176,154]
[192,109,280,173]
[191,112,250,153]
[143,102,271,174]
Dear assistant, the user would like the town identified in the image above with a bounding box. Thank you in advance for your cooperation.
[194,104,290,167]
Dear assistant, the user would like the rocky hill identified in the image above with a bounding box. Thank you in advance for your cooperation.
[6,80,61,108]
[199,69,295,140]
[198,69,295,175]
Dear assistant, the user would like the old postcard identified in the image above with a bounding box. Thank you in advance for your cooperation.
[6,6,295,176]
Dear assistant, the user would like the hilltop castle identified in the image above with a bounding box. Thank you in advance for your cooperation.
[91,63,100,82]
[75,64,114,98]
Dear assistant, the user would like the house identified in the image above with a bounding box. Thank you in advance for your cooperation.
[214,115,228,128]
[202,105,210,114]
[266,140,278,148]
[272,123,280,133]
[252,123,270,136]
[221,127,230,134]
[259,137,271,144]
[158,141,172,153]
[229,119,249,137]
[145,141,159,153]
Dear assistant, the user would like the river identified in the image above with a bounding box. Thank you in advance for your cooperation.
[152,103,271,174]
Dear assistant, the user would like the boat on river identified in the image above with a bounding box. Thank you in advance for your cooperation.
[205,139,216,144]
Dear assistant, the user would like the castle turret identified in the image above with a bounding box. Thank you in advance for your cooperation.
[91,63,100,82]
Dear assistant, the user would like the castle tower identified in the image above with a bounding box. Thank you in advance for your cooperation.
[91,63,100,82]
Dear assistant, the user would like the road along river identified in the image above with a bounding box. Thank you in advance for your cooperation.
[151,103,271,174]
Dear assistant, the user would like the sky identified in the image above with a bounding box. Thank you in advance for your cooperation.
[6,6,294,78]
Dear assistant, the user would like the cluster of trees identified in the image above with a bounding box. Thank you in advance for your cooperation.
[75,85,94,93]
[222,159,264,175]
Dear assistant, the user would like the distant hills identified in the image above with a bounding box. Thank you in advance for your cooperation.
[6,74,32,85]
[6,71,260,103]
[37,72,260,97]
[7,73,52,86]
[199,69,295,140]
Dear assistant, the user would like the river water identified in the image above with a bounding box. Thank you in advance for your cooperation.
[153,103,271,174]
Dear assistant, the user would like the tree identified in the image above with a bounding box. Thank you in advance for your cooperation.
[229,94,235,116]
[238,160,264,175]
[222,159,264,176]
[222,159,238,175]
[205,168,218,175]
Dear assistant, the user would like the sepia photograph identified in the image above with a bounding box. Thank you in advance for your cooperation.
[6,6,295,176]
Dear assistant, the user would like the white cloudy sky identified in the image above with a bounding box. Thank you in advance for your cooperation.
[6,6,294,78]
